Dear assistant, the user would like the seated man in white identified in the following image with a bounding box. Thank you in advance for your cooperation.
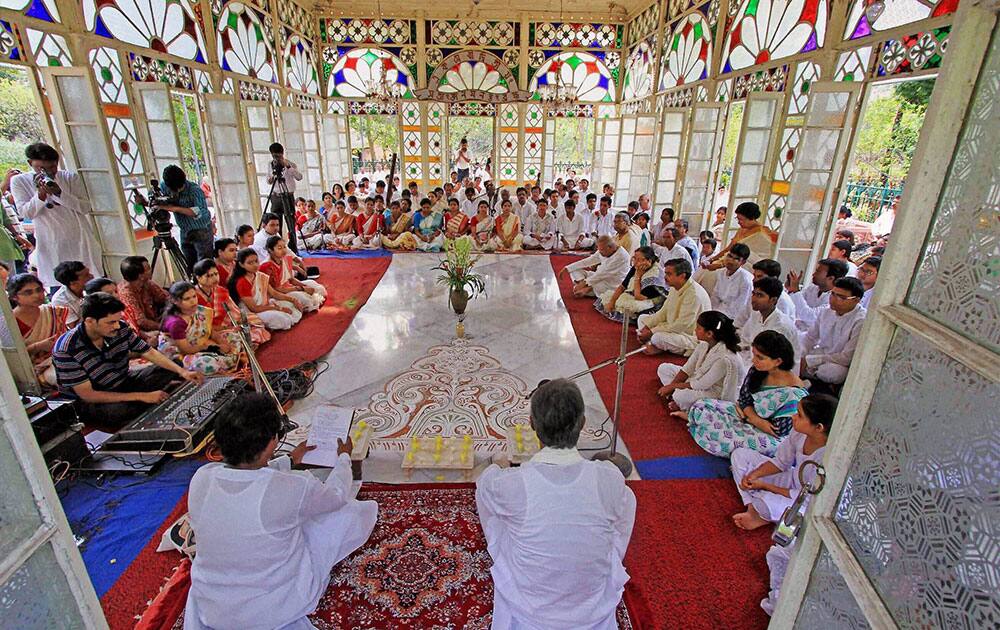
[652,226,692,268]
[800,277,867,388]
[612,212,643,256]
[560,236,630,298]
[785,258,849,332]
[739,277,800,371]
[553,199,595,250]
[476,379,636,630]
[590,196,615,239]
[185,393,377,630]
[252,212,283,263]
[710,242,754,321]
[857,255,880,309]
[523,200,555,250]
[512,187,536,233]
[638,258,712,356]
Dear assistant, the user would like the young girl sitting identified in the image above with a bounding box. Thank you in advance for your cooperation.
[730,392,836,530]
[686,330,807,457]
[213,238,237,286]
[227,248,302,331]
[595,246,667,323]
[159,281,241,376]
[192,259,270,347]
[259,236,326,313]
[235,224,255,251]
[657,310,745,412]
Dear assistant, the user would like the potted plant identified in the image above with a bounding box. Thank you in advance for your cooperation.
[432,237,486,315]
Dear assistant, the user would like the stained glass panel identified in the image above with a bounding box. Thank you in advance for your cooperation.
[622,38,654,101]
[439,60,509,95]
[844,0,958,40]
[83,0,207,63]
[0,0,59,23]
[529,52,616,103]
[216,2,276,83]
[327,47,414,99]
[284,35,319,95]
[26,29,71,67]
[0,20,21,61]
[722,0,828,73]
[661,12,712,91]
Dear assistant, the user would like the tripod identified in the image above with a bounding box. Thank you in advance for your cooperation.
[149,223,190,283]
[261,168,296,252]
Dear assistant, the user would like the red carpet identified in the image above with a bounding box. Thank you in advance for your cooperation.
[550,256,703,460]
[623,479,772,630]
[257,257,391,371]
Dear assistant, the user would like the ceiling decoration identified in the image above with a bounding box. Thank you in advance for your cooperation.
[417,50,530,103]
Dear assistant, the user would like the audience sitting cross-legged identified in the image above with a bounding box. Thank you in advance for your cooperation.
[800,276,867,393]
[476,379,635,630]
[657,310,745,413]
[8,272,70,385]
[117,255,169,342]
[158,281,241,376]
[560,236,630,298]
[192,259,269,347]
[637,259,712,357]
[51,260,93,328]
[785,258,848,333]
[490,199,523,252]
[413,198,446,252]
[711,242,754,321]
[382,200,416,250]
[738,277,801,371]
[260,236,326,313]
[228,248,302,331]
[595,246,667,323]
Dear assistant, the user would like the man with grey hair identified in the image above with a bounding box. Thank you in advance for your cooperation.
[612,211,643,255]
[559,235,630,297]
[476,379,636,630]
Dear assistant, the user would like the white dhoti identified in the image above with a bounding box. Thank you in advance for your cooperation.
[257,299,302,330]
[351,235,383,250]
[656,363,714,410]
[522,235,554,249]
[637,314,699,357]
[415,233,445,251]
[803,361,849,385]
[730,447,796,522]
[304,234,336,250]
[571,270,619,298]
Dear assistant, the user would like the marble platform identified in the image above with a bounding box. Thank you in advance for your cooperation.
[283,253,630,483]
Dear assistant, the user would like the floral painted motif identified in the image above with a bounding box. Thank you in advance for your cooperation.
[84,0,207,63]
[529,51,616,103]
[217,2,276,82]
[723,0,828,73]
[622,39,654,101]
[327,47,414,99]
[844,0,958,40]
[283,34,318,95]
[438,59,508,94]
[661,12,712,90]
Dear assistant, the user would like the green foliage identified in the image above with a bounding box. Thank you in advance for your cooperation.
[432,237,487,298]
[447,117,493,167]
[171,94,207,180]
[848,79,933,184]
[718,101,744,189]
[349,115,398,160]
[552,118,595,168]
[0,70,44,145]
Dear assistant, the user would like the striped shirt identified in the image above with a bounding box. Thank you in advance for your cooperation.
[52,323,151,395]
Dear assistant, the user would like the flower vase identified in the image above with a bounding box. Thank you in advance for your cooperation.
[449,288,469,315]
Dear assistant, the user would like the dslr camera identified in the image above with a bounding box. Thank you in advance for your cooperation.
[271,158,286,181]
[135,179,179,233]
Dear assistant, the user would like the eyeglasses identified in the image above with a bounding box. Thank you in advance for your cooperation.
[830,292,859,301]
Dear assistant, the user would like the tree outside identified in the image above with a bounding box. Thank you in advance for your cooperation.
[447,117,493,173]
[348,115,399,175]
[0,64,46,174]
[552,118,595,180]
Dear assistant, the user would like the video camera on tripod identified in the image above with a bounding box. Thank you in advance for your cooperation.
[134,179,180,234]
[271,158,286,182]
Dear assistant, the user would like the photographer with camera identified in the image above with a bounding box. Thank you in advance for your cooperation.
[10,143,103,288]
[265,142,303,254]
[158,165,213,273]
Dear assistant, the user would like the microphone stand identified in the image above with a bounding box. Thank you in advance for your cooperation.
[220,298,296,433]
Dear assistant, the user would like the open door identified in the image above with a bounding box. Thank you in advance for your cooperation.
[722,92,783,249]
[321,107,351,189]
[773,82,861,279]
[203,94,257,233]
[134,83,183,179]
[653,107,688,209]
[679,102,726,233]
[241,101,276,215]
[593,116,621,195]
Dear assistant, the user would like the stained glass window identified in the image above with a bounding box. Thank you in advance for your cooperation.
[622,39,654,101]
[26,29,71,66]
[661,12,713,90]
[327,47,414,99]
[529,52,616,103]
[0,0,59,23]
[722,0,828,73]
[439,59,509,95]
[844,0,958,40]
[284,35,319,95]
[83,0,207,63]
[216,2,276,83]
[0,20,21,62]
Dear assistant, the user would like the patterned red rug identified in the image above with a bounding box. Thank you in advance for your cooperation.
[146,484,632,629]
[257,257,391,372]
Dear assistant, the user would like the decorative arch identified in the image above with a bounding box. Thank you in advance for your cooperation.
[660,12,712,91]
[417,50,529,103]
[83,0,207,63]
[217,2,276,83]
[622,39,654,101]
[528,51,616,103]
[284,35,319,95]
[722,0,828,73]
[326,47,415,99]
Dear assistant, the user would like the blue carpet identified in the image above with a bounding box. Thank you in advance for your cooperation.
[635,455,733,480]
[303,249,392,258]
[57,458,205,597]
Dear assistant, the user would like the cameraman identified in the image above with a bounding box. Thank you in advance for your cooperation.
[11,143,103,288]
[160,165,213,272]
[266,142,303,254]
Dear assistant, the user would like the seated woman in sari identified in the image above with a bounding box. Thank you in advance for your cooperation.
[260,236,326,312]
[352,199,384,250]
[412,198,445,252]
[159,281,241,376]
[595,246,667,324]
[443,197,471,241]
[489,199,522,252]
[657,310,744,412]
[705,202,776,269]
[213,238,237,286]
[328,200,357,248]
[300,201,334,251]
[686,330,807,458]
[227,248,301,331]
[8,273,69,386]
[192,259,269,348]
[470,202,495,251]
[381,200,416,250]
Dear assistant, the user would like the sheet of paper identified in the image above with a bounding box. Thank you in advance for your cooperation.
[300,406,353,468]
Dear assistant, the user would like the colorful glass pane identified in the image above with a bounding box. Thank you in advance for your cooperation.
[438,60,509,94]
[83,0,207,63]
[661,12,712,90]
[0,20,21,61]
[723,0,828,73]
[0,0,59,23]
[26,29,70,66]
[622,39,654,100]
[529,51,616,103]
[284,35,319,95]
[327,47,414,99]
[844,0,958,40]
[216,2,276,82]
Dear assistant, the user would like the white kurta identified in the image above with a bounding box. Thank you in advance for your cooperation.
[512,200,536,234]
[476,448,636,630]
[731,431,826,522]
[12,171,103,286]
[590,212,615,237]
[565,247,630,296]
[184,454,377,630]
[739,307,801,372]
[554,213,593,249]
[652,243,692,268]
[657,341,744,410]
[800,305,867,384]
[789,285,830,332]
[711,267,754,320]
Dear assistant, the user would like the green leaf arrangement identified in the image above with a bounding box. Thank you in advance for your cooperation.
[431,237,487,298]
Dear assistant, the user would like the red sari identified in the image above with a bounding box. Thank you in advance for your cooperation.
[444,212,470,238]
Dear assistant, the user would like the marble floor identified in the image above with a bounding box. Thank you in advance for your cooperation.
[283,253,630,483]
